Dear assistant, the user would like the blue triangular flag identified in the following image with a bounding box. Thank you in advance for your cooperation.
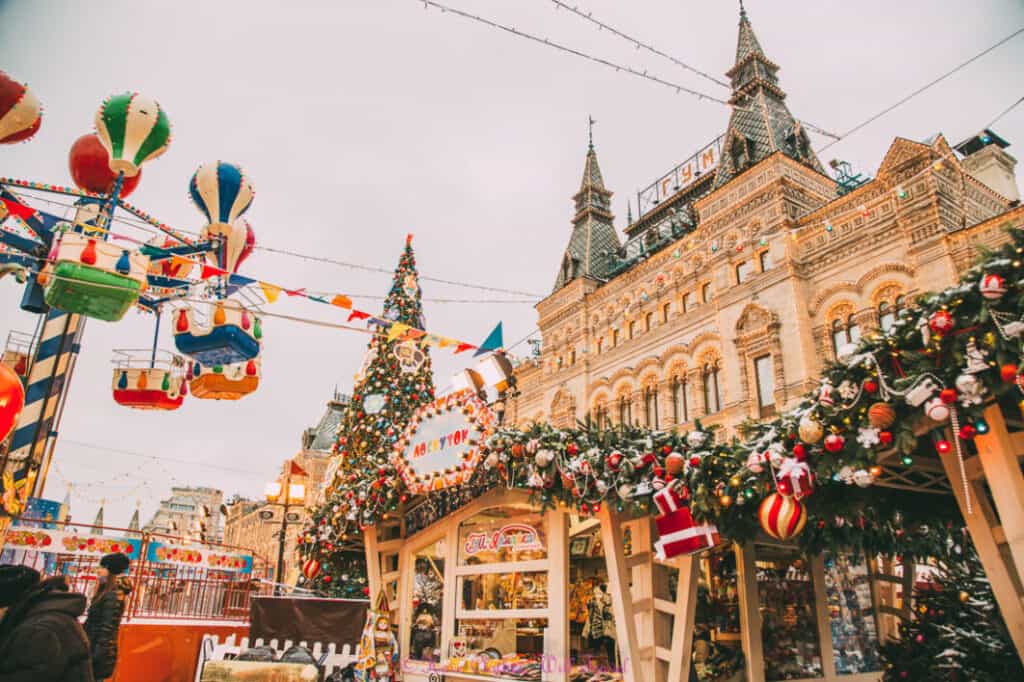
[473,322,504,357]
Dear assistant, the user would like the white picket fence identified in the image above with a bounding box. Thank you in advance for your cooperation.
[194,633,358,681]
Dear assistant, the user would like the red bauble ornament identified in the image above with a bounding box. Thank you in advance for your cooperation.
[606,452,622,469]
[824,433,845,453]
[689,456,701,468]
[792,444,807,462]
[929,310,954,336]
[68,134,142,196]
[642,453,657,466]
[1000,364,1019,383]
[0,363,25,442]
[322,574,331,583]
[939,388,957,404]
[958,424,977,440]
[980,273,1007,300]
[566,443,578,456]
[878,431,893,446]
[863,380,878,394]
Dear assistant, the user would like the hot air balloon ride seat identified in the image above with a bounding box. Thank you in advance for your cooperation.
[43,232,149,322]
[111,350,187,411]
[173,303,261,365]
[188,357,260,400]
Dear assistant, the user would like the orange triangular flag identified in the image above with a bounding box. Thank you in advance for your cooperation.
[331,294,352,309]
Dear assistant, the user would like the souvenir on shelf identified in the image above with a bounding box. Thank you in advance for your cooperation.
[188,357,259,400]
[42,231,149,322]
[173,302,261,365]
[111,349,187,410]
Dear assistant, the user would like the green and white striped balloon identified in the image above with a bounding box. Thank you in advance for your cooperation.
[94,92,171,178]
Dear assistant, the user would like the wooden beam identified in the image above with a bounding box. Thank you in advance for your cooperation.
[627,518,656,679]
[736,543,765,682]
[363,525,382,604]
[975,404,1024,590]
[547,508,570,682]
[940,442,1024,661]
[597,507,643,682]
[665,555,699,682]
[626,551,652,569]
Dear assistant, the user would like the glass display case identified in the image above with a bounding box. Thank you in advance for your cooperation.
[692,543,745,682]
[822,553,881,675]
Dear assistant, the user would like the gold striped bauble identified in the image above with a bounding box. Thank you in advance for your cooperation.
[758,492,808,541]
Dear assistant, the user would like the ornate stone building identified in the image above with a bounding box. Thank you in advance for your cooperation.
[508,8,1023,442]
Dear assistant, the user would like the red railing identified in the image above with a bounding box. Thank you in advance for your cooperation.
[1,519,272,622]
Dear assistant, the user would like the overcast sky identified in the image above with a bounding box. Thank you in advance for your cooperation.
[1,0,1022,533]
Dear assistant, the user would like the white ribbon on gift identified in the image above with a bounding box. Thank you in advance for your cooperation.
[776,456,813,497]
[654,523,719,561]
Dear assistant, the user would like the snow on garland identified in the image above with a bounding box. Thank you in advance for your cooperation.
[325,224,1024,558]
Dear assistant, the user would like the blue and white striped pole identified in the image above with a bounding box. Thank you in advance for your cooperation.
[3,309,85,487]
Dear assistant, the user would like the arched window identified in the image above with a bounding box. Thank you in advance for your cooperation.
[878,301,895,331]
[831,314,862,353]
[848,315,861,343]
[593,403,609,429]
[644,385,659,429]
[703,362,722,414]
[671,376,689,425]
[617,395,632,425]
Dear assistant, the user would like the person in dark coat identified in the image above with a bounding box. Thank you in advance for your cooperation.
[82,553,132,682]
[0,565,95,682]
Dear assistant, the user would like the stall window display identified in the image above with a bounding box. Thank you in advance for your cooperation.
[459,571,548,611]
[823,553,881,675]
[691,544,744,682]
[756,545,824,680]
[446,618,547,680]
[411,542,445,662]
[568,523,621,675]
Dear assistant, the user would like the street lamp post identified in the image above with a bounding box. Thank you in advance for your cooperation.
[265,471,306,595]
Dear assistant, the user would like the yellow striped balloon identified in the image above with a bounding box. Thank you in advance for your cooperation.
[758,492,807,540]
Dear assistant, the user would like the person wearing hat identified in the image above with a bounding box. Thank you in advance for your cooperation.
[82,553,132,681]
[0,565,95,681]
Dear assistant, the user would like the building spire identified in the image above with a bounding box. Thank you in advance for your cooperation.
[553,136,621,291]
[714,3,825,188]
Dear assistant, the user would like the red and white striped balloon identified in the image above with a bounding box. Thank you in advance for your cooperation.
[758,492,807,541]
[0,71,41,144]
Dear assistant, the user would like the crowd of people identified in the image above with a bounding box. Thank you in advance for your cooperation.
[0,553,132,682]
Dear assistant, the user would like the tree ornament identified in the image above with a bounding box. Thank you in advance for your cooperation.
[758,493,807,540]
[929,310,954,336]
[878,430,893,446]
[939,388,957,404]
[685,431,707,448]
[817,379,836,406]
[777,457,813,498]
[535,449,554,468]
[852,469,873,488]
[665,452,685,476]
[302,558,321,580]
[792,443,807,461]
[863,379,879,394]
[959,424,977,440]
[867,402,896,429]
[924,396,950,423]
[606,451,622,469]
[1000,364,1019,383]
[745,451,764,473]
[979,273,1006,299]
[824,432,845,453]
[798,415,824,443]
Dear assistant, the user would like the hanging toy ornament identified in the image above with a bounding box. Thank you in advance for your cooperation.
[758,492,807,540]
[924,396,950,423]
[824,432,845,453]
[979,273,1007,300]
[301,558,321,580]
[776,457,814,499]
[798,415,824,443]
[867,402,896,429]
[817,379,835,407]
[94,92,171,177]
[68,133,142,196]
[190,161,256,269]
[0,71,42,144]
[928,310,954,337]
[665,452,685,476]
[0,363,26,442]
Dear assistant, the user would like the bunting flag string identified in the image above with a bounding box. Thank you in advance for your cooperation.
[1,193,501,357]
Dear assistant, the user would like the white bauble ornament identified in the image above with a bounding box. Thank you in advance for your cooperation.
[618,483,633,499]
[535,449,554,467]
[485,452,499,468]
[924,396,950,422]
[837,466,855,484]
[768,449,785,468]
[852,469,873,488]
[526,438,540,454]
[746,451,764,473]
[686,431,707,448]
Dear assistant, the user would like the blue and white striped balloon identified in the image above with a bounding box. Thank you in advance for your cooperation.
[189,161,254,230]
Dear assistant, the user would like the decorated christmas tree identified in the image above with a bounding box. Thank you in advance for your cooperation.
[881,532,1024,681]
[298,235,435,595]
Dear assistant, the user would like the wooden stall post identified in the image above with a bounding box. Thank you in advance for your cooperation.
[547,507,570,682]
[735,542,765,682]
[626,517,656,679]
[974,404,1024,588]
[596,507,643,682]
[939,424,1024,662]
[363,525,382,605]
[664,555,699,682]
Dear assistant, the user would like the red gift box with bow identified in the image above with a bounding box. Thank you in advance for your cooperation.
[652,484,720,560]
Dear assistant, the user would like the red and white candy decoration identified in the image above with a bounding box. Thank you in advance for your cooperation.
[979,273,1006,300]
[0,71,41,144]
